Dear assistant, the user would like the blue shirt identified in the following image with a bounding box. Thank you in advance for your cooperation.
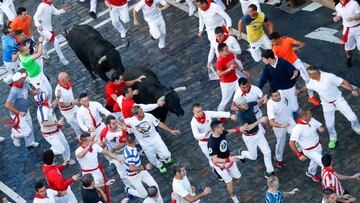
[124,145,142,176]
[265,190,283,203]
[2,34,15,62]
[12,37,37,56]
[258,57,298,90]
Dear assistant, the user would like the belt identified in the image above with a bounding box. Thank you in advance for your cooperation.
[81,166,99,173]
[42,128,60,136]
[128,172,138,176]
[303,141,321,151]
[60,105,74,111]
[213,161,234,170]
[244,130,258,136]
[199,138,209,142]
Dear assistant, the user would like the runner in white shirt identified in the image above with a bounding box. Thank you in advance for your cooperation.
[0,0,16,27]
[33,182,57,203]
[35,91,75,166]
[33,0,69,65]
[133,0,170,51]
[267,89,295,168]
[196,0,233,43]
[79,0,97,19]
[297,66,360,149]
[172,164,211,203]
[75,133,124,200]
[239,0,260,15]
[76,92,112,143]
[289,108,324,183]
[125,105,180,174]
[231,78,265,119]
[333,0,360,67]
[55,72,82,139]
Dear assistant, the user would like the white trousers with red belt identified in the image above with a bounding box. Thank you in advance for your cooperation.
[302,144,323,176]
[344,26,360,51]
[322,96,360,141]
[110,3,129,38]
[148,17,166,49]
[141,135,171,169]
[43,130,71,162]
[213,162,241,184]
[279,86,299,113]
[218,80,238,111]
[272,123,294,162]
[127,170,163,201]
[60,106,82,139]
[82,167,105,185]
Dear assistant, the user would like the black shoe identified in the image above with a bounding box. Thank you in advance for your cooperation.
[346,57,352,68]
[212,168,223,181]
[89,11,97,19]
[238,148,246,163]
[265,172,275,179]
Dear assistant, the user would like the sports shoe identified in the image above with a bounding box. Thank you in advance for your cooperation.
[265,172,275,179]
[212,168,223,181]
[0,136,5,142]
[27,141,40,148]
[120,30,127,38]
[159,166,167,174]
[42,52,50,59]
[60,58,70,65]
[305,172,321,182]
[274,157,285,168]
[346,57,352,68]
[89,11,97,19]
[125,186,134,200]
[164,157,172,164]
[237,148,246,163]
[67,159,76,165]
[308,96,320,106]
[328,140,337,149]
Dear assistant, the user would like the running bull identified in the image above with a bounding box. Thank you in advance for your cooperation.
[124,67,186,122]
[64,24,128,82]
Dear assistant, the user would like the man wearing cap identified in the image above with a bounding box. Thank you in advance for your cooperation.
[35,91,75,166]
[234,95,275,178]
[297,65,360,149]
[124,105,180,173]
[5,72,39,147]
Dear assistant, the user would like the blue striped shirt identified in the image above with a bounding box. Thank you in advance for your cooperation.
[265,190,283,203]
[124,145,142,176]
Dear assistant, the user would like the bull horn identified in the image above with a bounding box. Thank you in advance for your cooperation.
[115,40,130,51]
[98,55,107,64]
[157,96,165,102]
[173,86,187,92]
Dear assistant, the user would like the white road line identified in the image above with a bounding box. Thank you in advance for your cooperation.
[0,181,26,203]
[301,2,322,11]
[79,9,110,25]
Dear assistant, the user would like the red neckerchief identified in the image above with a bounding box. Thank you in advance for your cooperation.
[81,143,93,152]
[37,102,50,107]
[145,0,154,7]
[14,38,25,45]
[340,0,350,7]
[42,0,52,5]
[204,0,211,11]
[297,118,311,127]
[216,26,229,44]
[241,85,251,96]
[195,112,206,124]
[323,167,335,173]
[58,80,72,90]
[49,32,55,44]
[35,194,48,199]
[12,81,23,88]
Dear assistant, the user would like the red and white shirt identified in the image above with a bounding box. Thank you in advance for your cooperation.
[290,118,322,150]
[75,143,103,171]
[100,127,127,153]
[216,52,238,83]
[115,96,158,118]
[33,189,57,203]
[321,167,344,196]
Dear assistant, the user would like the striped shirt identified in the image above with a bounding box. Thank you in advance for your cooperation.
[124,145,142,176]
[321,167,344,196]
[265,190,283,203]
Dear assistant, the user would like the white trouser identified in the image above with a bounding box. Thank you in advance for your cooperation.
[240,126,274,173]
[112,153,131,187]
[249,34,271,62]
[0,0,16,25]
[148,17,166,49]
[344,26,360,51]
[272,126,292,162]
[3,61,21,74]
[91,122,106,143]
[35,57,44,70]
[213,162,241,183]
[79,0,97,12]
[302,144,323,176]
[110,4,129,37]
[185,0,196,13]
[82,168,105,185]
[27,72,53,103]
[292,58,313,97]
[38,28,66,60]
[217,80,238,111]
[60,106,82,139]
[206,28,216,43]
[322,96,360,141]
[199,141,214,167]
[278,86,298,113]
[142,135,171,169]
[43,130,71,162]
[127,170,163,202]
[10,111,35,146]
[54,186,78,203]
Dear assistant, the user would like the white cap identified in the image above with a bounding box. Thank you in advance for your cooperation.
[12,72,27,82]
[234,96,247,105]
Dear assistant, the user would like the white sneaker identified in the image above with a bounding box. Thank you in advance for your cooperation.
[13,138,21,147]
[27,141,40,148]
[0,136,5,142]
[67,159,76,165]
[61,58,70,65]
[42,52,50,59]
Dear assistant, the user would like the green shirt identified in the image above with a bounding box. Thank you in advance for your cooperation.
[19,54,41,78]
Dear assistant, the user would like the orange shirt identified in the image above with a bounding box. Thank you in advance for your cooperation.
[11,15,33,38]
[272,37,299,64]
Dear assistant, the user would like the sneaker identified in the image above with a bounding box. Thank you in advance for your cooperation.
[67,159,76,165]
[265,172,275,179]
[42,52,50,59]
[346,57,352,68]
[159,166,167,174]
[27,141,39,148]
[125,186,134,200]
[212,168,223,181]
[120,30,127,38]
[159,47,167,52]
[328,140,337,149]
[308,96,320,106]
[305,172,321,182]
[274,157,285,168]
[0,136,5,142]
[89,11,97,19]
[60,58,70,65]
[237,148,246,163]
[164,157,172,164]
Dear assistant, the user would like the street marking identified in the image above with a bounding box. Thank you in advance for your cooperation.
[302,2,322,11]
[79,9,110,25]
[305,27,343,44]
[0,181,26,203]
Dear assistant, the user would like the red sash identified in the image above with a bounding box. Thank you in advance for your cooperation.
[5,113,20,133]
[49,32,55,44]
[343,23,360,43]
[213,161,234,170]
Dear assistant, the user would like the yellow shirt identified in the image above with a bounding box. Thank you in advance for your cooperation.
[244,12,266,43]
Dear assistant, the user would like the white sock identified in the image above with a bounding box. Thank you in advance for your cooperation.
[231,196,239,203]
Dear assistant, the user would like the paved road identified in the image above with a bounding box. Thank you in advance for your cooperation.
[0,0,359,202]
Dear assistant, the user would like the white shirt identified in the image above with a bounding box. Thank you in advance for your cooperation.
[306,71,344,104]
[267,93,293,125]
[290,118,322,149]
[76,101,111,132]
[55,85,76,111]
[37,105,58,133]
[233,85,263,114]
[124,113,161,145]
[34,2,65,31]
[240,0,261,15]
[208,35,241,63]
[116,96,158,113]
[335,0,360,27]
[198,3,232,32]
[172,175,199,203]
[191,111,230,141]
[33,189,57,203]
[75,143,103,170]
[100,128,127,153]
[134,0,166,23]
